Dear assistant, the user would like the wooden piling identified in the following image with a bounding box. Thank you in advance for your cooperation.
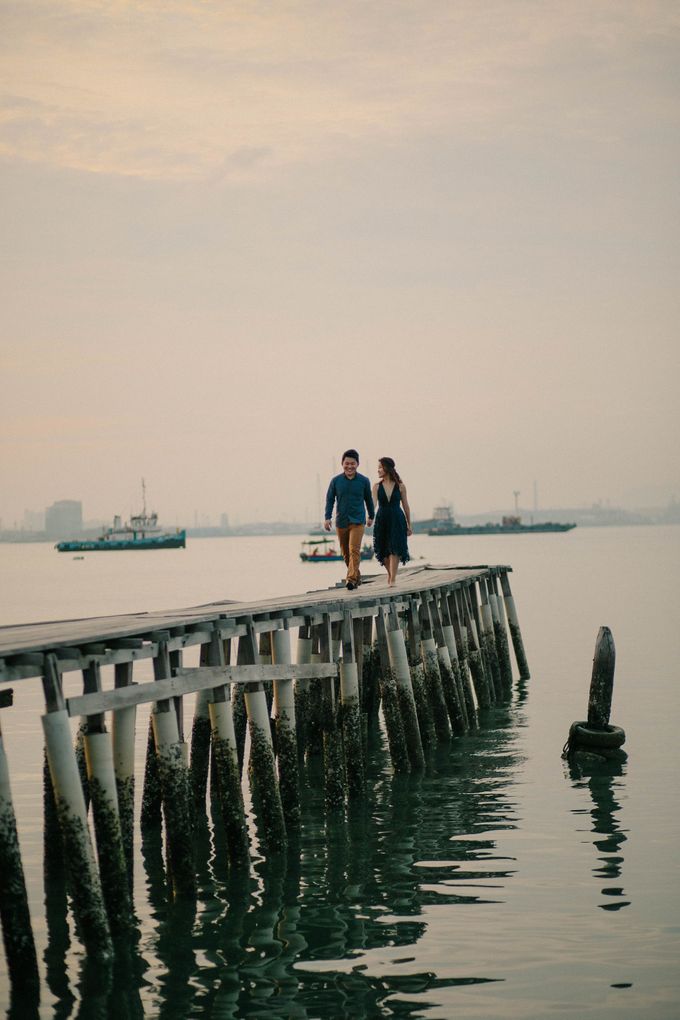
[41,655,113,958]
[428,594,467,734]
[418,595,451,740]
[150,640,197,898]
[241,621,288,851]
[499,571,530,680]
[0,694,40,992]
[339,612,364,798]
[189,642,212,810]
[271,627,301,829]
[489,575,514,693]
[588,626,616,728]
[319,613,345,811]
[405,600,436,747]
[439,592,470,730]
[477,579,502,701]
[462,586,492,709]
[374,607,409,771]
[294,622,312,754]
[448,591,478,725]
[385,605,425,769]
[112,658,136,888]
[205,629,249,868]
[82,660,133,937]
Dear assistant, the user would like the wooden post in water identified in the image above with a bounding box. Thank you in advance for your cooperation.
[499,571,530,680]
[206,628,249,868]
[271,626,301,829]
[489,575,513,693]
[439,592,470,730]
[82,659,133,937]
[339,611,364,798]
[241,621,288,850]
[477,579,501,701]
[428,593,467,734]
[189,641,212,810]
[0,689,40,992]
[41,654,113,958]
[449,591,478,725]
[294,621,312,754]
[588,627,616,728]
[462,586,492,709]
[111,647,138,889]
[418,594,451,740]
[405,599,436,747]
[374,606,409,771]
[150,640,197,898]
[319,613,345,812]
[385,605,425,769]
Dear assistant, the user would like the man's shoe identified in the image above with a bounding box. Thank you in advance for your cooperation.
[346,581,356,591]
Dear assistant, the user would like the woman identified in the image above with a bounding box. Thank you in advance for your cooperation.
[372,457,412,587]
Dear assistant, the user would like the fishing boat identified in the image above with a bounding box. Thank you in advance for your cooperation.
[427,505,576,536]
[299,537,374,562]
[56,482,186,552]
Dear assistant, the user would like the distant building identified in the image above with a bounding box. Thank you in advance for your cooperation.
[23,509,45,531]
[220,513,230,531]
[45,500,82,538]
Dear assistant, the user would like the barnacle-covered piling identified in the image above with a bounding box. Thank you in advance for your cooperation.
[0,697,40,992]
[272,629,301,829]
[500,571,530,680]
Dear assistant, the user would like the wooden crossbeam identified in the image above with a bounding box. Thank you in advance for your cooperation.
[65,663,339,717]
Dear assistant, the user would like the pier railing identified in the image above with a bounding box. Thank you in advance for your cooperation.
[0,563,528,988]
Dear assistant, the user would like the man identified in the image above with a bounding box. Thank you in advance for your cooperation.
[324,449,375,590]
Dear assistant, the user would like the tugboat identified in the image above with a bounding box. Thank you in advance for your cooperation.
[299,537,374,562]
[56,482,186,552]
[427,505,575,535]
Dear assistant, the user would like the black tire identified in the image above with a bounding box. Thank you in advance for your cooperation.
[569,721,626,750]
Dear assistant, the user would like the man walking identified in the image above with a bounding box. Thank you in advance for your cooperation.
[324,449,375,590]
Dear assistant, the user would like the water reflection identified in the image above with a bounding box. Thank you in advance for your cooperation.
[35,704,524,1018]
[567,754,630,912]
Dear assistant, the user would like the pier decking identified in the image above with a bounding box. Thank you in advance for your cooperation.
[0,563,528,991]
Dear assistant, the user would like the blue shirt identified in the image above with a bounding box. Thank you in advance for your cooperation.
[325,472,375,528]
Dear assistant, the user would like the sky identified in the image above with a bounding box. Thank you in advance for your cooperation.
[1,0,679,527]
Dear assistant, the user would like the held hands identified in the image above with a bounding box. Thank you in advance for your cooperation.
[323,520,332,532]
[367,518,374,528]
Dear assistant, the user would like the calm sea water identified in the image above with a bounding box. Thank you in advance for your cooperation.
[0,526,679,1019]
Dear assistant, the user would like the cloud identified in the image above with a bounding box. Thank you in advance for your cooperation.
[1,1,678,180]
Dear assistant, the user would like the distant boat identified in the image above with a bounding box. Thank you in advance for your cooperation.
[427,505,576,536]
[300,537,374,562]
[56,481,186,552]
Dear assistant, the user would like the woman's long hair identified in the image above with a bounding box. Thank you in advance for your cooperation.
[379,457,403,485]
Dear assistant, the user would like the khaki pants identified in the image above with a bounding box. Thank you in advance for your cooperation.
[336,524,365,585]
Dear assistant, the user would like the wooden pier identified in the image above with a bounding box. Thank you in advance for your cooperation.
[0,563,528,990]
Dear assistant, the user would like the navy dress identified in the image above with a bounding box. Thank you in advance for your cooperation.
[373,482,410,566]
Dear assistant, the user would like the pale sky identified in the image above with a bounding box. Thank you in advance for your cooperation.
[1,0,679,526]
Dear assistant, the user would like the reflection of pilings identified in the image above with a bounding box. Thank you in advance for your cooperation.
[272,627,301,829]
[374,607,408,771]
[41,655,112,959]
[339,611,364,799]
[82,660,133,938]
[499,571,530,680]
[0,693,40,993]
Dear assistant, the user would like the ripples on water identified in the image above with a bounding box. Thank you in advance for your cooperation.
[3,528,680,1018]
